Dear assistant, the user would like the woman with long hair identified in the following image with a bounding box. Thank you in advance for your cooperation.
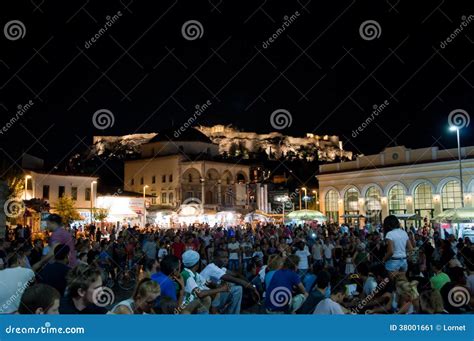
[111,278,161,314]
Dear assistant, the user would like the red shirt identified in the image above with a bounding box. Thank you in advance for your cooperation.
[171,242,185,259]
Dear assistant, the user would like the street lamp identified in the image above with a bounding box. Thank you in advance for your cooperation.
[143,185,149,227]
[24,175,32,200]
[302,187,307,209]
[91,180,97,224]
[449,125,464,207]
[312,190,318,210]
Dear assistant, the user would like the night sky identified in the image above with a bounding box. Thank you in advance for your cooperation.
[1,0,473,167]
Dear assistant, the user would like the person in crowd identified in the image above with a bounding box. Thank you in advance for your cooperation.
[0,253,35,314]
[419,289,445,314]
[151,255,184,306]
[142,235,157,261]
[297,270,330,314]
[313,282,346,314]
[227,236,241,271]
[29,239,43,267]
[294,241,311,278]
[111,278,161,314]
[180,250,229,314]
[45,214,77,267]
[171,236,185,260]
[430,260,451,291]
[265,255,308,313]
[59,264,108,314]
[18,284,60,314]
[383,215,412,273]
[201,250,259,314]
[36,244,71,295]
[322,238,334,267]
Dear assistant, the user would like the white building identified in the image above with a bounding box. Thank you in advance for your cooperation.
[124,128,251,212]
[22,170,99,221]
[318,145,474,226]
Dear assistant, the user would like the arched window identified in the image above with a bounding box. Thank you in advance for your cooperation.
[441,180,462,210]
[365,186,382,225]
[325,190,339,223]
[414,183,433,222]
[188,174,193,183]
[388,184,406,214]
[344,187,359,224]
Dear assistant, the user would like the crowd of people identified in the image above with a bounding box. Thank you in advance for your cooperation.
[0,213,473,315]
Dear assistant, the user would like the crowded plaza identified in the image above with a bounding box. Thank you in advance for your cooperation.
[0,211,472,315]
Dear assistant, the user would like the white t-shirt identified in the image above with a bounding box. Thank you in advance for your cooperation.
[241,242,253,259]
[312,244,323,260]
[0,267,35,313]
[227,242,240,260]
[200,263,226,284]
[313,298,344,314]
[295,249,311,270]
[323,244,334,259]
[386,228,409,258]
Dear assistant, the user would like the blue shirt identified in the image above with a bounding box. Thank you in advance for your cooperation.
[265,269,301,311]
[151,271,177,303]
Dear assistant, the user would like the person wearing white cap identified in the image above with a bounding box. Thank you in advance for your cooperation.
[180,250,229,314]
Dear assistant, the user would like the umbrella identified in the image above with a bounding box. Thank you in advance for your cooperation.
[434,207,474,223]
[287,209,327,221]
[393,213,423,221]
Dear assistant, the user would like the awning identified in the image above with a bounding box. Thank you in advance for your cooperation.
[340,214,364,218]
[393,213,423,221]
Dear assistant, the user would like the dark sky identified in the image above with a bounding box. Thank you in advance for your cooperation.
[1,0,473,166]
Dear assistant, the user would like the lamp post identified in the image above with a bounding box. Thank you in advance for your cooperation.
[24,175,32,200]
[302,187,307,209]
[143,185,149,227]
[90,180,97,224]
[449,126,465,207]
[312,190,318,210]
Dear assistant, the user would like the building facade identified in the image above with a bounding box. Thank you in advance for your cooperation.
[318,146,474,225]
[124,129,251,211]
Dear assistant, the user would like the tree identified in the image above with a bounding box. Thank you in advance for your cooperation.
[92,207,109,223]
[54,196,82,224]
